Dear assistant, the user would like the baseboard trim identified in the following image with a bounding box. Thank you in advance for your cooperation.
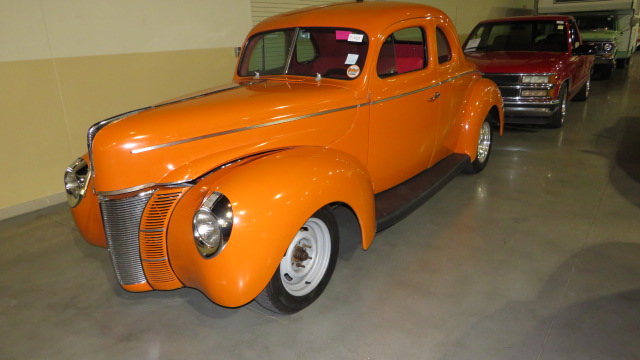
[0,192,67,221]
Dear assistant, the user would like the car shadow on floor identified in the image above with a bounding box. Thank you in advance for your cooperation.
[445,241,640,360]
[586,116,640,208]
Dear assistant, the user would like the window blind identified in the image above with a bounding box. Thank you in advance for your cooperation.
[250,1,348,26]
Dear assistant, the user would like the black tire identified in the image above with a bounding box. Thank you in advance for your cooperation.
[255,207,339,314]
[549,84,568,128]
[616,58,626,69]
[573,75,590,102]
[464,114,493,174]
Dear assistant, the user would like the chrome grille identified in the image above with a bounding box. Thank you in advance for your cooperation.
[483,74,520,86]
[500,88,519,98]
[101,191,154,285]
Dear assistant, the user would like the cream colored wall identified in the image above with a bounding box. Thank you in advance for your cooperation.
[0,0,252,219]
[0,0,531,220]
[400,0,534,37]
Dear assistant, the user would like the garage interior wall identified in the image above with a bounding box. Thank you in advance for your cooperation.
[0,0,531,220]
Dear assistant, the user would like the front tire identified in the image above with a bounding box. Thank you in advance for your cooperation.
[464,114,493,174]
[255,207,339,314]
[549,84,568,128]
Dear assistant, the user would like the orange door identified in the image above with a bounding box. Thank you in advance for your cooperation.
[430,21,473,164]
[367,21,441,193]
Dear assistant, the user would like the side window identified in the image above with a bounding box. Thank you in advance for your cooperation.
[436,28,452,64]
[377,27,427,78]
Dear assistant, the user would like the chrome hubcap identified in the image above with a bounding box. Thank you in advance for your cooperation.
[560,90,567,124]
[280,217,331,296]
[585,79,590,98]
[476,121,491,163]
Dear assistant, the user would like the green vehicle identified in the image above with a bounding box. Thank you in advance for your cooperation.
[537,0,639,79]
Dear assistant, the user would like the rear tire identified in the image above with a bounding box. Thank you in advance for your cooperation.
[573,75,590,102]
[464,114,493,174]
[255,207,339,314]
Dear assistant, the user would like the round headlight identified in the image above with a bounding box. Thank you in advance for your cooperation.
[194,209,222,253]
[64,157,90,208]
[193,192,233,258]
[603,43,613,52]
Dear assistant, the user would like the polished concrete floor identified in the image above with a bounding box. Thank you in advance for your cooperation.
[2,57,639,360]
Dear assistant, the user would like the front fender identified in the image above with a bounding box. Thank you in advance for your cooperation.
[453,78,504,159]
[69,154,107,248]
[167,147,375,307]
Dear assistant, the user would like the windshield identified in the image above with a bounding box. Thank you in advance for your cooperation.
[238,27,368,80]
[464,20,567,52]
[574,15,616,31]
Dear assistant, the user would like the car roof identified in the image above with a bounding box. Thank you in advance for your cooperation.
[477,15,574,24]
[248,1,450,37]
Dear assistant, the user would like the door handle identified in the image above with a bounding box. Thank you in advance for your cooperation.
[428,92,440,101]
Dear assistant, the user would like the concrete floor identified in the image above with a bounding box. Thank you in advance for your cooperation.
[2,57,639,360]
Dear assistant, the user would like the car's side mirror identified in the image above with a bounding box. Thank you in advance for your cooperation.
[234,47,242,58]
[573,44,597,56]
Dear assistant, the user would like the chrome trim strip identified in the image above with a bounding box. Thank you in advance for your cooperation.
[88,109,147,166]
[131,103,362,154]
[87,81,263,162]
[371,70,478,105]
[98,181,192,197]
[141,258,169,262]
[132,70,479,154]
[482,72,556,77]
[504,99,560,105]
[501,84,554,90]
[140,229,165,233]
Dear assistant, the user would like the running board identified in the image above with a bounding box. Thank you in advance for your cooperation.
[375,153,470,232]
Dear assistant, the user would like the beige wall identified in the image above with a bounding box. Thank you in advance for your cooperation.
[400,0,534,37]
[0,0,252,219]
[0,0,532,220]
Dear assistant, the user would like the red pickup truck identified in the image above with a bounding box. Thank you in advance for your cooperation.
[464,15,595,128]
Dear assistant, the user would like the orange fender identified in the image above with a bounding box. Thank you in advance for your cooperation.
[453,78,504,159]
[69,154,107,248]
[167,146,376,307]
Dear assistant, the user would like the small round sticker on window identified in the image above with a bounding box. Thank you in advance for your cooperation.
[347,65,360,78]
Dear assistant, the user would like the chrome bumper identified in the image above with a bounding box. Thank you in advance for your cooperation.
[594,55,616,65]
[503,99,560,118]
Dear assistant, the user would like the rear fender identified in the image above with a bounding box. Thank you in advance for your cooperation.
[167,146,375,307]
[453,78,504,159]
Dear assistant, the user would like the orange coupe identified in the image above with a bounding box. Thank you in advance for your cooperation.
[65,2,504,314]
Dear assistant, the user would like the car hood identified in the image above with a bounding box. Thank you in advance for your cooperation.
[465,51,565,74]
[90,79,361,193]
[579,29,618,42]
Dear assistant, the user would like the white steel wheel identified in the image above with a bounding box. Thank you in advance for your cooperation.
[255,207,339,314]
[279,217,332,296]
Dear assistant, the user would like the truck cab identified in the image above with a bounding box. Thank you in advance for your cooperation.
[537,0,640,79]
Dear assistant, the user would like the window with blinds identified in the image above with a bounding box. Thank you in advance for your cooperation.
[250,1,349,26]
